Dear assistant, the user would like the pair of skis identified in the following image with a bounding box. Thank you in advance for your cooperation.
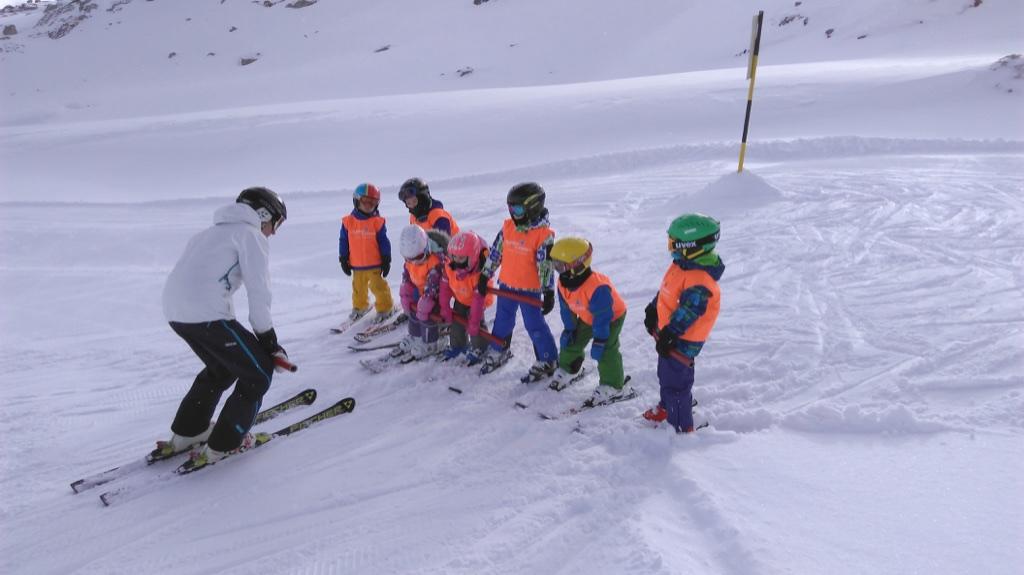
[98,395,355,506]
[69,388,356,506]
[515,375,637,420]
[331,310,408,341]
[69,388,318,494]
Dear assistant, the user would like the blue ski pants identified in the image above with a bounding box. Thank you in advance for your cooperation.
[488,286,557,362]
[657,353,695,432]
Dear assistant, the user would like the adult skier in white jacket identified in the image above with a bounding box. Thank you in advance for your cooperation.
[159,187,289,469]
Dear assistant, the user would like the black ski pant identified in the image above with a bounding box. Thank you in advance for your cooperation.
[169,320,274,452]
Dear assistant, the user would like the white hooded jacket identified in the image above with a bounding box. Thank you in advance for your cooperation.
[162,203,274,334]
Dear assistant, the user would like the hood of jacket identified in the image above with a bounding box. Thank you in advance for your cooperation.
[214,203,262,228]
[673,252,725,281]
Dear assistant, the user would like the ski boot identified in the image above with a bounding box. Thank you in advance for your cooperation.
[520,360,557,383]
[407,339,442,362]
[371,308,398,325]
[479,347,512,375]
[590,382,636,404]
[389,336,414,359]
[464,347,486,367]
[348,307,370,322]
[149,423,213,463]
[441,346,466,363]
[548,367,587,391]
[642,403,668,423]
[178,432,264,474]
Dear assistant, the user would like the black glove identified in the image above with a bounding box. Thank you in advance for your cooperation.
[655,327,676,357]
[380,256,391,278]
[339,255,352,276]
[477,273,490,296]
[256,328,285,356]
[644,300,659,334]
[542,289,555,316]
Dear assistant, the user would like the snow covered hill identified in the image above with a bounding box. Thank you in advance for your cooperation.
[1,1,1022,574]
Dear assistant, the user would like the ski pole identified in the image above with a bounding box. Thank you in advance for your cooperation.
[430,312,508,349]
[274,356,298,372]
[487,287,542,308]
[649,331,694,367]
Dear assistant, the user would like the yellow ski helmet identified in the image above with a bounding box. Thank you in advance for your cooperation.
[550,237,593,276]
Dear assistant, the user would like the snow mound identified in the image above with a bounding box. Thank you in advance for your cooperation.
[782,404,951,435]
[676,170,784,221]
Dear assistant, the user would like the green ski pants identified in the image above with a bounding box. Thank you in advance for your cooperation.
[558,314,625,389]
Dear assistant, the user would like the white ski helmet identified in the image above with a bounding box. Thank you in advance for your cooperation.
[399,225,429,261]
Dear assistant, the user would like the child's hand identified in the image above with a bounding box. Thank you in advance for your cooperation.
[339,256,352,276]
[542,289,554,315]
[380,256,391,278]
[416,297,435,322]
[655,328,677,357]
[644,301,658,333]
[590,338,606,361]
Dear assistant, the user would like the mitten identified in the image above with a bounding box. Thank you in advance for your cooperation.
[256,329,289,372]
[542,289,554,315]
[416,295,435,322]
[644,300,658,334]
[399,280,417,314]
[590,338,606,361]
[655,327,677,357]
[467,293,486,338]
[476,273,490,296]
[339,255,352,276]
[439,280,454,324]
[380,256,391,278]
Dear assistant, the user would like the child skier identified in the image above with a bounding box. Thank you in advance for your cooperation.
[338,183,396,327]
[548,237,632,402]
[476,182,558,381]
[642,213,725,433]
[393,224,449,361]
[399,177,460,236]
[439,231,495,366]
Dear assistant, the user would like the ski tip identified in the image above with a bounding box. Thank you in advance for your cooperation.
[301,388,318,404]
[99,492,112,507]
[448,386,463,394]
[338,397,356,411]
[70,481,83,493]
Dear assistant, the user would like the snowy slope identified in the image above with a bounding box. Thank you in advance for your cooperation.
[1,1,1023,574]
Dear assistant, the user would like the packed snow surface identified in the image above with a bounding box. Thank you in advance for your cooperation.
[1,1,1022,574]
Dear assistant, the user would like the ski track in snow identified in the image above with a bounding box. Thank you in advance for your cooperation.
[2,137,1023,574]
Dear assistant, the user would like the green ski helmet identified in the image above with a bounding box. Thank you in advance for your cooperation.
[667,213,720,260]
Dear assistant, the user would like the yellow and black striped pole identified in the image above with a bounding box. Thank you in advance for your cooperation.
[738,10,764,173]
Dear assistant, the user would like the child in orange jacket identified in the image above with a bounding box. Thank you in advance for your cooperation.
[338,183,396,328]
[642,213,725,433]
[393,225,449,361]
[439,231,495,366]
[476,182,558,382]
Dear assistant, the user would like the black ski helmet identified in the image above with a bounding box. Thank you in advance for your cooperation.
[237,186,287,231]
[506,182,546,223]
[397,177,430,212]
